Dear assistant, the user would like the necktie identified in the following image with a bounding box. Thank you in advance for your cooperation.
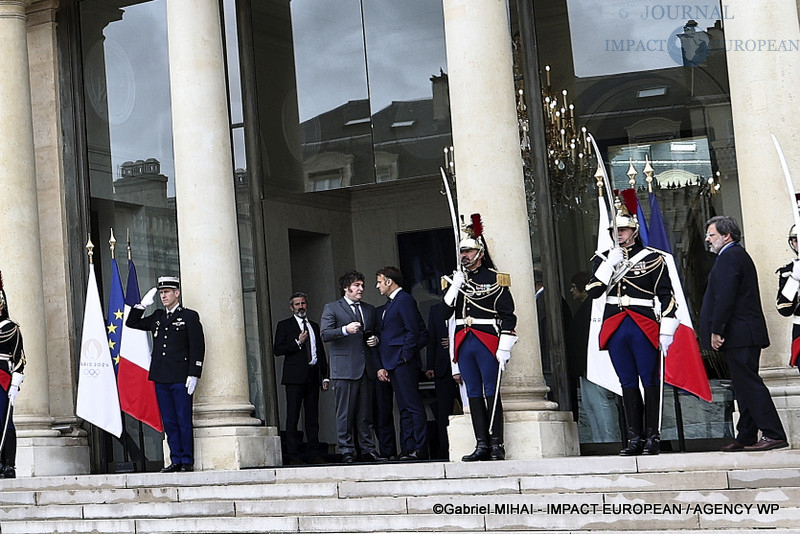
[353,302,364,324]
[302,319,312,362]
[166,311,172,321]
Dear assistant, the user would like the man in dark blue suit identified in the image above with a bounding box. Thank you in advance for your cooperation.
[374,266,428,461]
[700,215,788,451]
[273,292,329,464]
[425,301,459,460]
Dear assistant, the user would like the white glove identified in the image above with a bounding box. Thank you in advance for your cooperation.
[792,259,800,281]
[8,373,23,406]
[186,376,198,395]
[443,270,465,306]
[607,247,625,267]
[496,334,517,371]
[451,270,465,289]
[497,349,511,371]
[659,334,674,356]
[141,287,158,307]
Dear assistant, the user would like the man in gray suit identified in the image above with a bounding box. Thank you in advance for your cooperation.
[320,270,385,463]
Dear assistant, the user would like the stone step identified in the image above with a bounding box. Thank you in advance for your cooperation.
[1,450,799,533]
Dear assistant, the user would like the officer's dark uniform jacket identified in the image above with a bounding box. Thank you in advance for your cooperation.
[443,265,516,360]
[0,319,24,392]
[586,241,676,349]
[126,306,205,383]
[776,261,800,366]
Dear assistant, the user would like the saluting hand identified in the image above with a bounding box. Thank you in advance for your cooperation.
[140,287,158,307]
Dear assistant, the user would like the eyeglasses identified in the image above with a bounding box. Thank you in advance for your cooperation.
[705,232,717,238]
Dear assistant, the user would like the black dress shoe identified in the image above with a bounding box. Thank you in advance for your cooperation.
[400,449,426,461]
[743,437,789,451]
[179,464,194,472]
[342,453,356,463]
[160,464,182,473]
[361,451,388,462]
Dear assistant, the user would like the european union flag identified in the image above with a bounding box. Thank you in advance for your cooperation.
[106,258,126,372]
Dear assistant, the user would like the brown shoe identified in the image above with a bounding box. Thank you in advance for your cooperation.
[743,437,788,451]
[720,441,746,452]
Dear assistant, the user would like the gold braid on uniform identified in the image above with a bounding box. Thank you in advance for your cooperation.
[613,254,675,314]
[0,322,25,372]
[460,278,504,315]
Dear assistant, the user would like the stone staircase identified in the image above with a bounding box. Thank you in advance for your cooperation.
[1,450,800,533]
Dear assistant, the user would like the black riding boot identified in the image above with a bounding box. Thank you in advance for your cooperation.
[620,387,644,456]
[643,385,662,455]
[1,426,16,478]
[462,397,491,462]
[486,396,504,460]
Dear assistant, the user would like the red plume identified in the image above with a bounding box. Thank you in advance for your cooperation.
[470,214,483,238]
[619,188,639,216]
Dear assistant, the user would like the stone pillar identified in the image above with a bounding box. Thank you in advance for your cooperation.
[0,0,79,476]
[166,0,279,468]
[722,0,800,448]
[442,0,577,459]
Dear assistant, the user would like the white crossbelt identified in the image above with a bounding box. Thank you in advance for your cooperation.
[606,296,655,308]
[793,316,800,325]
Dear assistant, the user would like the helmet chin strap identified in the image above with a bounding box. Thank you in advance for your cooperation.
[620,230,638,247]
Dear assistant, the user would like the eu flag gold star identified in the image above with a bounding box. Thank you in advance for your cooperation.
[107,323,118,335]
[114,309,124,320]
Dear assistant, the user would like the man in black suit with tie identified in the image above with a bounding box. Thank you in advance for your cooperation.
[700,215,788,451]
[273,292,329,464]
[126,276,205,472]
[320,271,385,463]
[425,301,459,460]
[374,266,428,461]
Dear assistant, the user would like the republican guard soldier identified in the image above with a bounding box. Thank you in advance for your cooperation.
[586,193,678,456]
[777,224,800,371]
[443,215,517,461]
[0,274,25,478]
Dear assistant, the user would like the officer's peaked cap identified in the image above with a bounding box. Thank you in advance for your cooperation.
[157,276,180,290]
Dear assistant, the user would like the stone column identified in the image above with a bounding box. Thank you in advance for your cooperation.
[166,0,279,468]
[0,0,75,477]
[723,0,800,447]
[442,0,577,459]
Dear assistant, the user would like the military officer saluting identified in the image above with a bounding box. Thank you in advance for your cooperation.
[777,225,800,370]
[443,215,517,462]
[586,193,678,456]
[126,276,205,472]
[0,274,25,478]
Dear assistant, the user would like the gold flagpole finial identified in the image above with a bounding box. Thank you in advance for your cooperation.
[109,228,116,260]
[86,235,94,265]
[626,158,638,188]
[643,155,655,193]
[126,228,132,261]
[594,163,605,196]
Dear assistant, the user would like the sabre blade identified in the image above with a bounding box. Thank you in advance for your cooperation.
[588,134,618,246]
[771,133,800,258]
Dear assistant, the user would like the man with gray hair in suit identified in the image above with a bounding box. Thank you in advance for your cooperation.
[320,270,385,463]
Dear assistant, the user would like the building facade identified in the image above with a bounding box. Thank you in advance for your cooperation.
[1,0,799,475]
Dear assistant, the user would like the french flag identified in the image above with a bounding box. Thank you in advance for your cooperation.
[118,259,163,432]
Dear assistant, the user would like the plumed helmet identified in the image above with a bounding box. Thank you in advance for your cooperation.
[609,189,640,231]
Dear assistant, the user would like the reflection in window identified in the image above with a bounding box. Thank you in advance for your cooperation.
[286,0,451,191]
[80,0,175,471]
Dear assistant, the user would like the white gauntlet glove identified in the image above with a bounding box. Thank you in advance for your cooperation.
[8,372,23,406]
[496,334,518,371]
[443,270,465,306]
[186,376,198,395]
[140,287,158,307]
[594,247,624,285]
[659,317,679,356]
